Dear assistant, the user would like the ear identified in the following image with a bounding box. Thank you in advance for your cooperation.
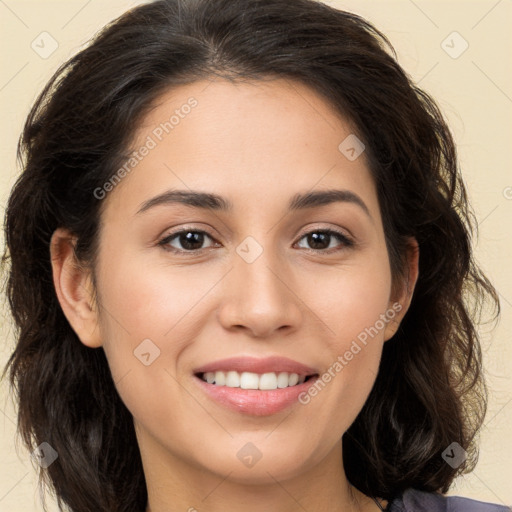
[383,237,419,341]
[50,228,103,348]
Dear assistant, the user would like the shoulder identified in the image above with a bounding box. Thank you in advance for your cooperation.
[387,487,511,512]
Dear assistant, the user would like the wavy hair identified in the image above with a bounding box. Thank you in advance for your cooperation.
[1,0,500,510]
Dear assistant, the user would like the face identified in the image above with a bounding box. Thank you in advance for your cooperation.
[53,77,416,487]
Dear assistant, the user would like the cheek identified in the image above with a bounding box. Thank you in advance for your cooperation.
[93,254,202,437]
[93,249,235,427]
[94,248,218,357]
[299,254,392,426]
[308,252,393,348]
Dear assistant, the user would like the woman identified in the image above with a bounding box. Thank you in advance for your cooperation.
[1,0,509,511]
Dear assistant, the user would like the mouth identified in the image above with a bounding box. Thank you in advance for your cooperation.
[192,370,320,416]
[194,370,318,390]
[191,355,320,415]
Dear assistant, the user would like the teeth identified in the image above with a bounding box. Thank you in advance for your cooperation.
[225,371,240,388]
[260,372,277,390]
[201,371,308,390]
[240,372,259,389]
[214,371,225,386]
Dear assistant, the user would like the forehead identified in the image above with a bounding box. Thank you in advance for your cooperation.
[101,77,378,219]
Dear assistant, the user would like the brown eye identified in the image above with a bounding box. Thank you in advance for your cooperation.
[159,230,216,252]
[295,229,353,252]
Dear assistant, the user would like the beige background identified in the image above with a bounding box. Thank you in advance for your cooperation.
[1,0,511,510]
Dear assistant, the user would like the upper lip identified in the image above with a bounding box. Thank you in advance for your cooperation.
[193,356,319,377]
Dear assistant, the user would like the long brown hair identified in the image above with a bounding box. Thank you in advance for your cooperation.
[1,0,500,510]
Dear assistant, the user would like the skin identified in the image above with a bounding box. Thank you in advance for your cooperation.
[51,77,419,512]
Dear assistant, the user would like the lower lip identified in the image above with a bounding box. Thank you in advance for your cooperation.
[193,374,319,416]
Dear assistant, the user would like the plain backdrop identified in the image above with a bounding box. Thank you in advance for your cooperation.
[1,1,511,510]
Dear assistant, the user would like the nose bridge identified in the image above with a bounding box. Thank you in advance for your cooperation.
[238,248,283,304]
[218,235,302,336]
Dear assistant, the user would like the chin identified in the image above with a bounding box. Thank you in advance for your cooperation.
[196,441,315,485]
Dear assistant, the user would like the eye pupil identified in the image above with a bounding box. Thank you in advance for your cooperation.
[308,232,329,250]
[180,231,204,250]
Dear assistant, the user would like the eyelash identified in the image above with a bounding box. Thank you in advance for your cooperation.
[157,227,355,255]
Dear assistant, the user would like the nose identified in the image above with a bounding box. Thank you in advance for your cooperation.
[217,248,303,338]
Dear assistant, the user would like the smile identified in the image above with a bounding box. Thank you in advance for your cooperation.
[197,370,317,390]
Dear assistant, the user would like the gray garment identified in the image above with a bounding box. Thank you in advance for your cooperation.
[386,488,511,511]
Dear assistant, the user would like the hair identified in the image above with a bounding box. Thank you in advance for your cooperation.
[1,0,500,510]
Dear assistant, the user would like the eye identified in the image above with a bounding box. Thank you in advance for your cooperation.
[158,227,354,254]
[295,229,354,253]
[158,229,218,253]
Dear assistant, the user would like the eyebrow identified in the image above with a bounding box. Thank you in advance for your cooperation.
[136,188,372,219]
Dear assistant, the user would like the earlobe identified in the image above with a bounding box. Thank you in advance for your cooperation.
[50,228,103,348]
[383,238,420,341]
